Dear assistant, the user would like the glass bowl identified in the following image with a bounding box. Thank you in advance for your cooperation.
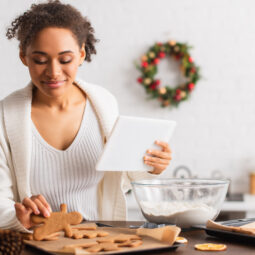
[131,178,229,228]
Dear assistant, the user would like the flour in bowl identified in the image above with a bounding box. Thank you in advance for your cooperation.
[140,201,217,228]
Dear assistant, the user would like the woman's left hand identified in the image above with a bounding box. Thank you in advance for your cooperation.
[144,140,172,175]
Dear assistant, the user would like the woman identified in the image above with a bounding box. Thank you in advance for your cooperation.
[0,0,172,232]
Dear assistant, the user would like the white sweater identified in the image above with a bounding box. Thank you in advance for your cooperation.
[30,100,104,220]
[0,79,154,232]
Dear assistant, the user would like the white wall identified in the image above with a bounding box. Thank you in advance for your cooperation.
[1,0,255,193]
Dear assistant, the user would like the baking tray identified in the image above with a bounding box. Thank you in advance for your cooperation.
[25,243,182,255]
[193,218,255,244]
[24,226,184,254]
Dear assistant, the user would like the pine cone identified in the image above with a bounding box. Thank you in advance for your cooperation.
[0,229,24,255]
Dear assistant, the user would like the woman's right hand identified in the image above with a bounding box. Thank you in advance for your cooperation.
[14,194,52,229]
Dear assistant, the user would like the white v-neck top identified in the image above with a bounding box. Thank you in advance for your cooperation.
[30,100,104,220]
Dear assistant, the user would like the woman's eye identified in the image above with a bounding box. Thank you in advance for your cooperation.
[60,59,72,64]
[33,59,47,65]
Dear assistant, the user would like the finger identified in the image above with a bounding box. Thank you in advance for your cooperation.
[146,149,172,160]
[15,203,27,215]
[155,140,171,153]
[14,203,33,216]
[34,194,52,213]
[144,156,170,165]
[14,203,34,229]
[149,168,164,175]
[146,162,166,175]
[32,197,51,218]
[22,197,40,215]
[144,161,166,172]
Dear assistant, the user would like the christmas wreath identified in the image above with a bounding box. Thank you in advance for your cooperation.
[136,40,200,107]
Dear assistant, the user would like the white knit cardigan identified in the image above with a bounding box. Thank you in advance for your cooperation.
[0,79,154,232]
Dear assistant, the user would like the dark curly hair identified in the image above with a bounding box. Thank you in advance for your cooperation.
[6,0,97,62]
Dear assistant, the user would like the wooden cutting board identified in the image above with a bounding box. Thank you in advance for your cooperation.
[24,225,181,254]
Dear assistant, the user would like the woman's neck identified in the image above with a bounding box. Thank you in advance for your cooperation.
[32,84,86,111]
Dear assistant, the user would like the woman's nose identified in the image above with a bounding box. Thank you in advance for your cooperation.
[45,60,61,78]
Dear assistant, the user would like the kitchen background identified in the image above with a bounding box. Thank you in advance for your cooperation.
[1,0,255,196]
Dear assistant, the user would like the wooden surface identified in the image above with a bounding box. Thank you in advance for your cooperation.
[22,221,255,255]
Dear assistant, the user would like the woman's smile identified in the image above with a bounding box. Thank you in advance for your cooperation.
[41,80,66,89]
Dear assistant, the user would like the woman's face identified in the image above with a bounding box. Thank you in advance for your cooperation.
[20,27,85,98]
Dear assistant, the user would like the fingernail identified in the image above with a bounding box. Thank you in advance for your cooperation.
[44,211,50,217]
[35,209,40,215]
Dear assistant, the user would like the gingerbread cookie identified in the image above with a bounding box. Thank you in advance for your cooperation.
[31,204,82,241]
[21,232,60,241]
[72,229,109,239]
[42,232,60,241]
[71,223,97,231]
[117,240,143,248]
[97,234,141,243]
[86,243,120,253]
[59,242,98,253]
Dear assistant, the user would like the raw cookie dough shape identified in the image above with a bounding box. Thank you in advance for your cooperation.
[32,204,83,241]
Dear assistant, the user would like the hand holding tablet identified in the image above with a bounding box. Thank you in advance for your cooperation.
[96,116,176,172]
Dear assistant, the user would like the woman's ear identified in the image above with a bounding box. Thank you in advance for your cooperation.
[19,49,28,66]
[79,43,86,65]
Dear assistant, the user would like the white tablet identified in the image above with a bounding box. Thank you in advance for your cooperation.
[96,115,176,172]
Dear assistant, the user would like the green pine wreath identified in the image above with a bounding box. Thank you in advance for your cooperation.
[136,40,201,107]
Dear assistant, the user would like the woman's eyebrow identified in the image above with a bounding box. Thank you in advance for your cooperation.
[59,50,74,55]
[32,51,47,55]
[31,50,74,55]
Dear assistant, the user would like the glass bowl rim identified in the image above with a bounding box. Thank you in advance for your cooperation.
[131,178,230,188]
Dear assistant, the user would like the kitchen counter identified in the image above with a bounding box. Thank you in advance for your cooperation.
[22,221,255,255]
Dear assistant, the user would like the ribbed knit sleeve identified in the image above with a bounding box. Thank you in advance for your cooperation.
[0,102,30,232]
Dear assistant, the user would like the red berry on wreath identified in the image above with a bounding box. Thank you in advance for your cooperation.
[188,83,195,91]
[150,82,157,90]
[142,62,148,68]
[153,58,160,65]
[176,89,181,95]
[174,94,182,101]
[137,77,143,83]
[175,54,181,60]
[190,67,196,73]
[155,79,161,86]
[188,57,193,63]
[157,42,163,46]
[158,52,166,58]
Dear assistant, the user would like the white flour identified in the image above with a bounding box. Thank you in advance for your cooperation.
[140,201,217,228]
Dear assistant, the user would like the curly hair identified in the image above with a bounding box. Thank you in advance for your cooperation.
[6,0,97,62]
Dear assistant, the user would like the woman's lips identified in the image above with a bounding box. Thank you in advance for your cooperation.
[42,80,66,88]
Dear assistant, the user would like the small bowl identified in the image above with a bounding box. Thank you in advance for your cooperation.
[131,178,229,228]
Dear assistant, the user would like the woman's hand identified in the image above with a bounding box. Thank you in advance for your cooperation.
[144,140,172,175]
[14,194,52,229]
